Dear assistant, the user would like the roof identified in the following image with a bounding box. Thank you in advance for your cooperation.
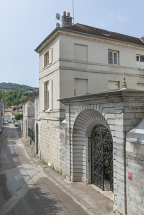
[59,88,144,104]
[35,23,144,52]
[22,90,39,104]
[127,117,144,139]
[4,108,13,112]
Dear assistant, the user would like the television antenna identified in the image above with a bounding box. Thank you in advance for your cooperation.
[56,22,60,28]
[72,0,74,24]
[56,13,60,20]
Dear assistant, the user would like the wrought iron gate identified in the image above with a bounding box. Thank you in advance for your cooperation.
[90,125,113,191]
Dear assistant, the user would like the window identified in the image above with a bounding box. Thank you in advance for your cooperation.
[136,55,144,69]
[74,44,88,62]
[74,78,88,96]
[43,48,53,68]
[44,51,49,67]
[45,82,49,110]
[136,55,144,62]
[108,51,118,65]
[25,103,27,115]
[43,80,53,111]
[36,97,38,114]
[108,81,120,90]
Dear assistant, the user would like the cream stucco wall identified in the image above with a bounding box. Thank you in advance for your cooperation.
[38,31,144,120]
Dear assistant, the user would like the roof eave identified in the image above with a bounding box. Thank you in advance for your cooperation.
[34,28,59,52]
[34,27,144,53]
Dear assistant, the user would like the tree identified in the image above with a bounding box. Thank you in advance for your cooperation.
[14,113,23,120]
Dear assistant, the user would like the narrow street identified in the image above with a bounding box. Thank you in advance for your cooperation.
[0,124,88,215]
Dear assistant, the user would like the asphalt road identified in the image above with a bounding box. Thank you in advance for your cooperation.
[0,124,88,215]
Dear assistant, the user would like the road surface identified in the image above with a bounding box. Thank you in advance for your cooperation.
[0,124,88,215]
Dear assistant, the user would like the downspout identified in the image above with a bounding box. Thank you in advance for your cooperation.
[124,125,127,214]
[69,105,71,180]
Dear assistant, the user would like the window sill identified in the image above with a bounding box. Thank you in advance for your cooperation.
[43,64,52,70]
[44,110,53,113]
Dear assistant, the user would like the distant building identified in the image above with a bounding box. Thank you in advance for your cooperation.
[23,90,39,153]
[4,104,23,121]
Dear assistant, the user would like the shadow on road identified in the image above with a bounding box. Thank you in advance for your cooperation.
[6,183,62,215]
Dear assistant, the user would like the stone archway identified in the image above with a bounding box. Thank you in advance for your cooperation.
[72,109,113,187]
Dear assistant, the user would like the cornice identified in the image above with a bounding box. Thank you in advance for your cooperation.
[35,28,144,53]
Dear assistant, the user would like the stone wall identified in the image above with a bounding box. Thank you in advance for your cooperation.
[60,90,144,215]
[126,136,144,215]
[23,100,35,139]
[0,98,1,133]
[38,119,67,173]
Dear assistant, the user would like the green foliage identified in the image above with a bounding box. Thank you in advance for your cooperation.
[14,113,23,120]
[1,90,34,107]
[0,82,38,92]
[104,152,110,178]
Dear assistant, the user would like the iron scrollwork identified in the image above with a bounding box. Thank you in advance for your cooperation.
[90,125,113,192]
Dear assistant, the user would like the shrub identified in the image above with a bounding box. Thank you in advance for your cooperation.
[14,113,23,120]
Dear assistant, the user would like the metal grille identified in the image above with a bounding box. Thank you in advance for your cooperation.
[90,125,113,191]
[28,128,35,143]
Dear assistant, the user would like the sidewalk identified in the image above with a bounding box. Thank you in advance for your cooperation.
[19,131,114,215]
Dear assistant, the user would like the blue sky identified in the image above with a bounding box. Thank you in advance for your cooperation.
[0,0,144,87]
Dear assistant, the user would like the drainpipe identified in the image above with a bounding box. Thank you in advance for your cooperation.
[69,105,71,180]
[124,126,127,214]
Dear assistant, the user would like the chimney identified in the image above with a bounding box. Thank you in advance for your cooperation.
[62,11,72,27]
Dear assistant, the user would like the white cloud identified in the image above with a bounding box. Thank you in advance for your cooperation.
[116,15,126,21]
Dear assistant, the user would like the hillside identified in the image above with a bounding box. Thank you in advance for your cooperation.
[0,82,38,107]
[2,90,36,107]
[0,82,38,92]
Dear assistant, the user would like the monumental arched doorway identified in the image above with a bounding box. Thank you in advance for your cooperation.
[72,109,113,192]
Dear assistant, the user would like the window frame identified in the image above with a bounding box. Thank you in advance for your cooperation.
[136,55,144,63]
[108,50,118,65]
[44,50,49,68]
[43,48,53,69]
[136,55,144,69]
[35,96,38,114]
[43,79,53,111]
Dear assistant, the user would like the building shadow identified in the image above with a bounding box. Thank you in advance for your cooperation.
[6,182,63,215]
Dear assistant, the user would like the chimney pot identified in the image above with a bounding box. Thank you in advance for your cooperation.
[63,11,66,16]
[67,12,70,17]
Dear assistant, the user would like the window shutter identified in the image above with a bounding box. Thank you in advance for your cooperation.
[42,82,45,111]
[49,79,53,110]
[49,48,53,64]
[42,54,44,69]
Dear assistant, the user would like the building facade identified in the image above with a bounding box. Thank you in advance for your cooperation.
[34,17,144,169]
[34,16,144,214]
